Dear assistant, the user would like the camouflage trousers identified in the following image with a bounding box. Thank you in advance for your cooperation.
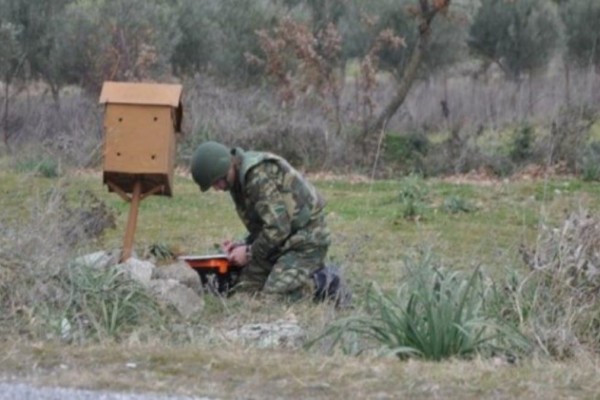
[236,218,330,297]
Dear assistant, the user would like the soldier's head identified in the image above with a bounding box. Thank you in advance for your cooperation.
[190,141,234,192]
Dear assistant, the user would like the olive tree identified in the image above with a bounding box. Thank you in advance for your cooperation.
[0,20,24,151]
[468,0,561,80]
[50,0,180,93]
[468,0,561,113]
[171,0,218,77]
[364,0,455,151]
[0,0,72,104]
[560,0,600,70]
[559,0,600,104]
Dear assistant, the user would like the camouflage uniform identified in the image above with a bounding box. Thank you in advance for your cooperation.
[228,148,330,296]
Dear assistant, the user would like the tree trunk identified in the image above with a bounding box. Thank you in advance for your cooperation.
[50,83,61,111]
[528,72,533,117]
[369,35,426,136]
[3,78,11,154]
[564,62,570,106]
[362,0,449,171]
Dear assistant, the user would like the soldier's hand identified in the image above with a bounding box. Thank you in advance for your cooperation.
[222,240,237,254]
[228,245,249,267]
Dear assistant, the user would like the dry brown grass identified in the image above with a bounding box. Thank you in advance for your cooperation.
[1,341,599,399]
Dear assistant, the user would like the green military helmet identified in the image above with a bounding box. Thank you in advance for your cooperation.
[190,141,232,191]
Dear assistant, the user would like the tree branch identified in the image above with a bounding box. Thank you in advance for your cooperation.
[368,0,451,134]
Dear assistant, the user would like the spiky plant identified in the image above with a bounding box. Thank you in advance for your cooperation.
[310,251,528,360]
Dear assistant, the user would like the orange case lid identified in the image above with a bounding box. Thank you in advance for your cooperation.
[179,255,230,274]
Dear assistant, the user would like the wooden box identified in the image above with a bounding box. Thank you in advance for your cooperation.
[99,81,183,196]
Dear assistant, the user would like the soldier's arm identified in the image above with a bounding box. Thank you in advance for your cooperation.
[244,163,291,261]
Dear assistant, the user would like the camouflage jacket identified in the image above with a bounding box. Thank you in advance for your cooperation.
[229,148,328,262]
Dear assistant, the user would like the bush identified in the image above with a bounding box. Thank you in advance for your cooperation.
[0,183,131,340]
[14,156,60,178]
[56,263,163,340]
[310,251,528,360]
[247,121,329,170]
[397,174,429,220]
[384,132,430,175]
[509,123,534,164]
[519,209,600,357]
[441,195,476,214]
[581,141,600,181]
[547,106,597,171]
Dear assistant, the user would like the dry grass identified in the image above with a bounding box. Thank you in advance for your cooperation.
[1,341,599,399]
[3,166,600,398]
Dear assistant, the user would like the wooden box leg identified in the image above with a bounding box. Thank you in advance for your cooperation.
[121,180,142,262]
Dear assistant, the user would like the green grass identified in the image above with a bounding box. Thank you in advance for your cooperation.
[3,166,600,397]
[3,170,597,291]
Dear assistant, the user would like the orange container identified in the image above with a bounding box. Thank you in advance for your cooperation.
[179,255,230,274]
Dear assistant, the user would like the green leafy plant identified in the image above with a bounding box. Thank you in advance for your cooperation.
[509,124,534,164]
[384,132,430,174]
[398,174,429,220]
[14,157,60,178]
[146,242,178,262]
[61,264,163,340]
[310,252,528,360]
[581,142,600,182]
[441,195,476,214]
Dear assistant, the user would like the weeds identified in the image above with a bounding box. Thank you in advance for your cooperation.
[519,208,600,357]
[397,174,429,220]
[56,263,164,341]
[384,132,429,175]
[0,181,153,341]
[14,156,60,178]
[309,251,528,361]
[581,141,600,181]
[509,124,534,164]
[441,195,476,214]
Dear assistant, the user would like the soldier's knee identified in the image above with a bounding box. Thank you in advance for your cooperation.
[263,267,311,295]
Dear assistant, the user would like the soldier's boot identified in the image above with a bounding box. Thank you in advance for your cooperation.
[312,265,352,307]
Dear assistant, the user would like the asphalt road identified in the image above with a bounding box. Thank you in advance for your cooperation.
[0,382,213,400]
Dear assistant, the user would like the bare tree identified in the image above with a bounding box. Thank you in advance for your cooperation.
[363,0,452,164]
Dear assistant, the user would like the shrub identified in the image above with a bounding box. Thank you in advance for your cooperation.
[56,263,163,340]
[509,123,534,164]
[441,195,476,214]
[310,251,528,360]
[519,209,600,357]
[14,156,60,178]
[0,183,135,340]
[547,105,597,171]
[397,174,429,220]
[581,141,600,181]
[384,132,430,175]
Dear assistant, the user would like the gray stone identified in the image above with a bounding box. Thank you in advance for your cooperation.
[153,261,203,294]
[223,319,305,349]
[117,258,155,287]
[148,279,204,318]
[72,250,119,270]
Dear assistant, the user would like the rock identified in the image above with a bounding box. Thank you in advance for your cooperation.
[223,319,306,349]
[153,261,203,294]
[117,258,155,287]
[72,250,119,270]
[71,253,207,318]
[148,279,204,318]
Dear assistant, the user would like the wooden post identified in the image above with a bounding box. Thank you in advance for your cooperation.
[121,179,142,262]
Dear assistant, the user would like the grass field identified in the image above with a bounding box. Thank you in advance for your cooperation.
[2,165,600,399]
